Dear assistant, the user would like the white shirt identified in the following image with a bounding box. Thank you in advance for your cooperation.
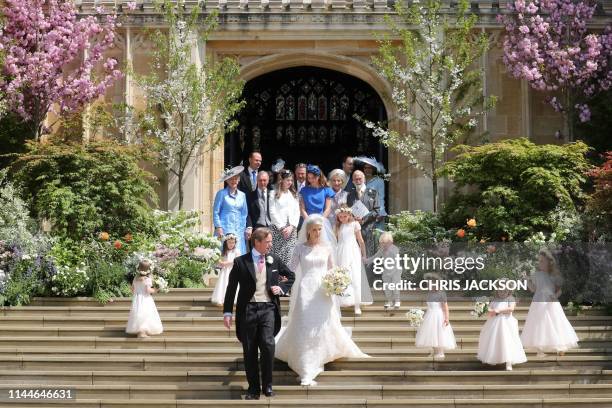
[270,191,300,229]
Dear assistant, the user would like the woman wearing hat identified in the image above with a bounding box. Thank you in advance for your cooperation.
[354,156,387,220]
[213,166,250,255]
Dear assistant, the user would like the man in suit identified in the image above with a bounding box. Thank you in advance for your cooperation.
[346,170,380,228]
[294,163,307,194]
[239,151,263,195]
[223,228,295,400]
[346,170,380,277]
[342,155,355,190]
[246,171,273,233]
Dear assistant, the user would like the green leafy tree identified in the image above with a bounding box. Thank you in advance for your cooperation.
[362,0,495,212]
[136,0,245,209]
[440,138,591,241]
[11,138,159,240]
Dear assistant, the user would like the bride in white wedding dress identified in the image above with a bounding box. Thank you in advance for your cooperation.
[275,214,369,386]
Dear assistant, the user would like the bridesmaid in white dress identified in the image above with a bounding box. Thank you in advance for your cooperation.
[210,233,240,306]
[275,214,369,386]
[126,260,163,338]
[477,288,527,371]
[521,248,579,356]
[415,273,456,358]
[334,204,373,314]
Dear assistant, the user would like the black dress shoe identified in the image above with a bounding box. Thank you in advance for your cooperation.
[263,386,275,397]
[245,393,260,400]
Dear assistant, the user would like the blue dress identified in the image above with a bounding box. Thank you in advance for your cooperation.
[300,186,335,215]
[212,187,249,254]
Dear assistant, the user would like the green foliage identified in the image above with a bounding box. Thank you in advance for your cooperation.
[0,169,39,247]
[440,138,591,241]
[365,0,495,211]
[89,261,131,304]
[387,210,450,244]
[0,113,34,169]
[165,257,205,289]
[585,152,612,241]
[134,0,245,209]
[11,137,159,240]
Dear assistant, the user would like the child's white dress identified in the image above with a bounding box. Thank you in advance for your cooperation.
[336,221,373,307]
[415,291,456,350]
[126,276,163,335]
[477,297,527,365]
[211,248,240,306]
[520,271,579,352]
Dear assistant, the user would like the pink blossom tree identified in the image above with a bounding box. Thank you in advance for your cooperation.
[0,0,122,140]
[498,0,612,141]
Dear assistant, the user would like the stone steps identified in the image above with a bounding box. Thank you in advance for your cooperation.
[0,325,609,339]
[2,346,609,358]
[4,287,611,406]
[2,368,611,385]
[1,383,612,400]
[3,354,612,371]
[1,314,609,326]
[2,397,612,408]
[1,335,610,349]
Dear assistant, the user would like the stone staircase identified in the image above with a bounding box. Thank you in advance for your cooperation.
[1,288,611,407]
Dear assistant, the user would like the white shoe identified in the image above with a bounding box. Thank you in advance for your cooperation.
[506,363,513,371]
[354,308,362,315]
[393,302,401,309]
[300,379,317,386]
[434,353,445,359]
[384,302,392,310]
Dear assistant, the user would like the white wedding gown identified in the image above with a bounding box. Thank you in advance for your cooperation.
[275,242,369,385]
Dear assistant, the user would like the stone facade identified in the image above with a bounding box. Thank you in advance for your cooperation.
[77,0,612,230]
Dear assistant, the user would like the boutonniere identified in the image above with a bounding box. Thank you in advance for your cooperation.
[266,256,274,264]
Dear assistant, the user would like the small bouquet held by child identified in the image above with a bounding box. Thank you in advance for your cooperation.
[471,297,490,318]
[406,308,425,327]
[323,266,351,297]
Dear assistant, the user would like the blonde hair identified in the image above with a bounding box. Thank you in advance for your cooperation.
[334,204,354,238]
[379,232,394,244]
[538,247,561,277]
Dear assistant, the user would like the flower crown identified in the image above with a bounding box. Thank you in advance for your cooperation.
[136,258,155,275]
[306,164,321,176]
[335,206,353,215]
[222,233,238,243]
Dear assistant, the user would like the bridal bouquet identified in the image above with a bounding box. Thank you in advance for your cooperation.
[405,308,425,327]
[322,266,351,297]
[153,276,169,293]
[470,297,489,318]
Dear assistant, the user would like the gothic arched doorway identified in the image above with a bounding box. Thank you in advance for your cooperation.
[225,66,388,203]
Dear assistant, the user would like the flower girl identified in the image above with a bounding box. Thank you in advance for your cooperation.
[211,233,240,306]
[477,286,527,370]
[126,259,163,338]
[365,232,401,310]
[335,205,373,315]
[521,248,578,356]
[415,273,456,358]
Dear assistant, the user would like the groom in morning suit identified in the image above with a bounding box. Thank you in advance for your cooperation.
[223,228,295,400]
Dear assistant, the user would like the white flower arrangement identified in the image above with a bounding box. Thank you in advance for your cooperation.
[266,256,274,264]
[153,276,169,293]
[405,308,425,327]
[470,297,490,318]
[322,266,351,297]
